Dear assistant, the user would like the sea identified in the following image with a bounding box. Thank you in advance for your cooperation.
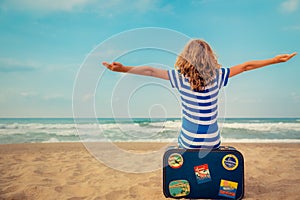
[0,118,299,144]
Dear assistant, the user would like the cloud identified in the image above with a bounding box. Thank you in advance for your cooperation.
[191,0,218,4]
[0,57,79,73]
[20,92,37,97]
[82,93,94,102]
[0,57,39,72]
[0,0,166,15]
[291,92,300,102]
[18,91,70,102]
[43,94,70,102]
[283,25,300,31]
[0,0,94,12]
[280,0,299,13]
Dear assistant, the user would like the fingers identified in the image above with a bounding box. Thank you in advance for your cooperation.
[102,62,113,70]
[276,52,297,62]
[285,52,297,61]
[290,52,297,58]
[103,61,122,67]
[112,62,122,67]
[102,61,109,67]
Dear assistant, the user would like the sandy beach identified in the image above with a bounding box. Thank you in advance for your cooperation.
[0,142,299,200]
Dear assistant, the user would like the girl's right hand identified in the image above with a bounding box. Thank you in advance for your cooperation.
[102,61,125,72]
[274,52,297,63]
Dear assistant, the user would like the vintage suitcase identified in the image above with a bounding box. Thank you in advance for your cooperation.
[163,146,244,199]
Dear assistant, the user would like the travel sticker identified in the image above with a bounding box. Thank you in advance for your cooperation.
[222,154,239,171]
[169,179,190,197]
[218,179,238,199]
[168,153,183,169]
[194,164,211,184]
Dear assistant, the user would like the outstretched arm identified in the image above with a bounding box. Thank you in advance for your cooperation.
[102,61,169,80]
[229,52,297,78]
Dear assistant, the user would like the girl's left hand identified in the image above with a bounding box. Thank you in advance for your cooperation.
[102,61,125,72]
[274,52,297,63]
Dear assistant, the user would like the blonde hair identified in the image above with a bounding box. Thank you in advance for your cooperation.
[175,39,221,91]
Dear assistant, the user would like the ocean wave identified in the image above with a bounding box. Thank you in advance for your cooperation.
[0,123,77,130]
[0,120,181,130]
[222,138,300,143]
[9,137,300,144]
[221,122,300,132]
[1,119,300,144]
[0,120,300,132]
[1,121,300,135]
[0,122,180,138]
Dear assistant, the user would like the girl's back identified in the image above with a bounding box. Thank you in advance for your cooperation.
[168,40,228,149]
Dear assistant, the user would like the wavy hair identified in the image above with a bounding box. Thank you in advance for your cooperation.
[175,39,221,91]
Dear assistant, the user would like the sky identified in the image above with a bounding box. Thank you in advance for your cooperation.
[0,0,299,118]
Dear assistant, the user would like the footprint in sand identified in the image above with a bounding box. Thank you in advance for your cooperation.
[54,186,63,192]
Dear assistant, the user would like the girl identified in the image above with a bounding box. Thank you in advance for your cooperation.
[102,39,296,149]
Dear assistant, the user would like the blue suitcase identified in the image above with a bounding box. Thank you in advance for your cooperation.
[163,146,244,199]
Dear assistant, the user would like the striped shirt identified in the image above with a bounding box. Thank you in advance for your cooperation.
[168,68,230,149]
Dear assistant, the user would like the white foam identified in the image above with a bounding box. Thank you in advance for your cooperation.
[42,138,60,143]
[222,138,300,143]
[221,122,300,132]
[1,120,299,144]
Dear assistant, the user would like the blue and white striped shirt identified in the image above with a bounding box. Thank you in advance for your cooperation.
[168,68,230,149]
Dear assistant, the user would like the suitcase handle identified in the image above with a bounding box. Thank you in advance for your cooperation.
[165,145,237,151]
[218,146,236,150]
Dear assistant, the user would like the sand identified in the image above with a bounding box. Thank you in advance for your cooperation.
[0,142,299,200]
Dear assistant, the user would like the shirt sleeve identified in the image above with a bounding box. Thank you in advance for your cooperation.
[218,68,230,88]
[167,70,180,89]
